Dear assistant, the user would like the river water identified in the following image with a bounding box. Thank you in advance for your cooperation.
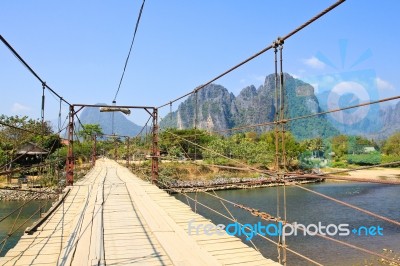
[0,183,399,265]
[0,200,52,257]
[175,182,400,266]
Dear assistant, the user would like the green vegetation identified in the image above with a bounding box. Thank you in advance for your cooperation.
[0,118,117,186]
[382,132,400,156]
[160,129,303,169]
[0,115,62,167]
[347,152,381,166]
[158,129,400,174]
[2,112,399,185]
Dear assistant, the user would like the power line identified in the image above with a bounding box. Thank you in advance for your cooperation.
[113,0,146,102]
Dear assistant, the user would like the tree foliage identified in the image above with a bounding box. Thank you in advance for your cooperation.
[0,115,60,168]
[160,128,217,159]
[382,132,400,156]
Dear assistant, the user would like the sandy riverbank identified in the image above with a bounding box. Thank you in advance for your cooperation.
[323,167,400,182]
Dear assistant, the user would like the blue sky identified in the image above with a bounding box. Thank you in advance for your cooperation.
[1,0,399,127]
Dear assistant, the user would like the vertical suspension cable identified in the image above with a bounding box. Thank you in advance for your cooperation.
[279,44,287,171]
[57,98,62,190]
[111,100,116,135]
[41,83,46,168]
[273,42,282,265]
[41,83,45,137]
[194,91,198,213]
[279,39,288,266]
[40,83,46,184]
[274,44,279,171]
[58,98,62,132]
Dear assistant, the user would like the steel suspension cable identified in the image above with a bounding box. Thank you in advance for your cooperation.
[113,0,146,102]
[290,161,400,184]
[0,121,39,135]
[0,35,71,106]
[278,42,288,265]
[157,179,323,266]
[291,183,400,226]
[135,115,152,138]
[180,182,400,265]
[0,145,37,170]
[0,197,37,223]
[161,94,400,140]
[211,189,260,252]
[157,0,346,109]
[0,199,50,255]
[159,134,400,262]
[161,129,276,176]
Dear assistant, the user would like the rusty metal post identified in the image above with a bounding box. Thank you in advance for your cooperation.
[126,137,130,167]
[66,105,74,186]
[151,108,159,184]
[91,134,97,167]
[273,42,280,171]
[279,42,287,171]
[278,39,287,266]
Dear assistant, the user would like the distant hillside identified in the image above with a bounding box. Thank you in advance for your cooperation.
[78,104,144,136]
[161,73,340,140]
[316,91,400,140]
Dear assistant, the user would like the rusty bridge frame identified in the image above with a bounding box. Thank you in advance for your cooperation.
[66,104,159,185]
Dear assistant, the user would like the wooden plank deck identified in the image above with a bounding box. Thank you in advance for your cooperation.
[0,159,279,266]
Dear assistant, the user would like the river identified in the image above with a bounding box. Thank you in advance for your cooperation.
[0,200,52,257]
[175,182,400,266]
[0,183,399,265]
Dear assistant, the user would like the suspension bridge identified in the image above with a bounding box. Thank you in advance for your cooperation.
[0,159,279,266]
[1,0,400,265]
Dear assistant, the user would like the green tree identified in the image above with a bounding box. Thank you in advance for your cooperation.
[309,138,324,158]
[382,132,400,156]
[330,135,348,158]
[0,115,55,167]
[77,124,103,141]
[160,128,217,159]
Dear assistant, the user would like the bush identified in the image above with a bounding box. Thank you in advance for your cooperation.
[381,155,400,167]
[331,161,348,168]
[346,153,381,166]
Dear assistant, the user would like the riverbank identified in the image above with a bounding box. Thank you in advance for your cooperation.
[130,161,400,192]
[0,188,59,201]
[161,176,324,193]
[322,167,400,183]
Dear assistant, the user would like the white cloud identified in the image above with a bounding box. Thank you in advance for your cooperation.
[11,103,31,113]
[376,77,395,91]
[239,78,246,84]
[303,56,325,69]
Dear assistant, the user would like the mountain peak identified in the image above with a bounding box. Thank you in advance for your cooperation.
[78,103,144,136]
[160,74,339,139]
